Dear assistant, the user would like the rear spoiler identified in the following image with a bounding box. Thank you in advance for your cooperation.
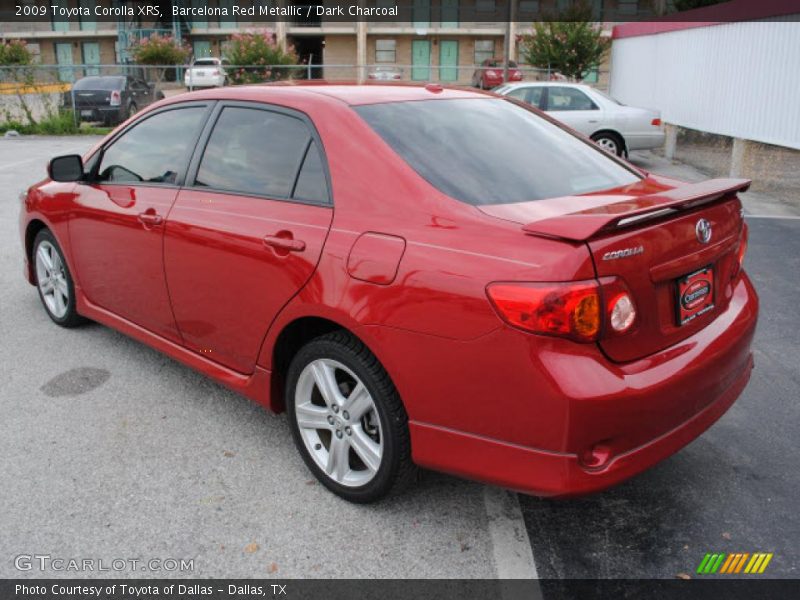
[522,178,751,242]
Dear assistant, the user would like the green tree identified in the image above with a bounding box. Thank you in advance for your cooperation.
[129,33,191,99]
[519,2,609,82]
[0,39,33,65]
[224,31,299,85]
[673,0,723,11]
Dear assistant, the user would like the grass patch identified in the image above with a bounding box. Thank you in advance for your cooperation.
[0,110,111,136]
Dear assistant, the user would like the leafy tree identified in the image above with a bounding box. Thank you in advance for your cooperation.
[224,31,299,85]
[673,0,724,11]
[519,1,609,82]
[0,39,33,65]
[129,33,191,99]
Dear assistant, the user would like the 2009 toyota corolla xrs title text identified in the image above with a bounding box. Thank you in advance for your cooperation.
[19,84,758,503]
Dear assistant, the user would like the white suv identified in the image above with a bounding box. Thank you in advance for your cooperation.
[184,58,228,89]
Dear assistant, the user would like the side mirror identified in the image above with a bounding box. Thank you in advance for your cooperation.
[48,154,84,182]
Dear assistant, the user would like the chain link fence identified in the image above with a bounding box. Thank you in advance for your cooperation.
[1,63,609,132]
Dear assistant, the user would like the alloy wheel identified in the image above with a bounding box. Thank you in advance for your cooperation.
[294,358,383,487]
[35,240,69,319]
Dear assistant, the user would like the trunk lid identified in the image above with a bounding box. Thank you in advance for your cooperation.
[73,90,111,108]
[479,176,750,362]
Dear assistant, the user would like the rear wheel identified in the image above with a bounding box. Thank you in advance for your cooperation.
[33,229,85,328]
[592,132,625,156]
[285,331,415,503]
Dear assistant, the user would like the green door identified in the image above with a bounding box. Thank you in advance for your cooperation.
[441,0,459,28]
[51,0,69,32]
[193,41,212,59]
[79,0,96,31]
[439,40,458,82]
[411,40,430,81]
[412,0,430,28]
[191,0,208,28]
[82,42,101,77]
[55,43,74,82]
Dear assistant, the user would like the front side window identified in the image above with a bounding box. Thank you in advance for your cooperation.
[96,107,206,184]
[355,98,640,205]
[195,106,328,203]
[546,87,598,111]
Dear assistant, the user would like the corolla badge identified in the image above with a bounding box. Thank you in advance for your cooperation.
[696,219,712,244]
[602,245,644,261]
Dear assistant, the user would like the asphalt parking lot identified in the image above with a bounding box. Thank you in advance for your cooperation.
[1,137,797,581]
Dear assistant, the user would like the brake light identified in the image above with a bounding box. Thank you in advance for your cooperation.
[512,72,522,80]
[212,69,221,75]
[651,118,662,126]
[487,281,601,342]
[732,222,749,279]
[486,70,499,78]
[110,90,121,106]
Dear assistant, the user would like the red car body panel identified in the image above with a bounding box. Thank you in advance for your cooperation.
[19,85,758,497]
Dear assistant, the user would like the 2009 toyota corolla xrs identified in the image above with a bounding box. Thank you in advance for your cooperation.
[20,84,758,503]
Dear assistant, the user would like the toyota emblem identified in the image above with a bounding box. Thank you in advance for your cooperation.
[695,219,712,244]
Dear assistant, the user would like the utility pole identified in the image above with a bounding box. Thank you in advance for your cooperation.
[503,0,516,83]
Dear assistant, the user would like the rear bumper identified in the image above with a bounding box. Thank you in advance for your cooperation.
[184,75,225,88]
[625,131,667,151]
[407,273,758,497]
[75,106,123,123]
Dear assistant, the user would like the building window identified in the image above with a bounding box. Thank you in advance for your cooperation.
[475,0,496,12]
[376,40,397,63]
[474,40,494,64]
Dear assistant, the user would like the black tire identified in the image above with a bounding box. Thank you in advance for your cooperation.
[285,331,416,503]
[591,131,625,157]
[32,229,85,328]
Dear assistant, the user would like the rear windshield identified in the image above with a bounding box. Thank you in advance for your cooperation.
[74,76,125,91]
[193,59,219,66]
[355,98,641,205]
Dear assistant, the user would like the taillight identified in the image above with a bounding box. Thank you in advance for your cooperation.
[487,281,601,342]
[110,90,121,106]
[512,72,522,80]
[212,69,221,75]
[651,118,662,126]
[732,222,749,279]
[486,69,499,78]
[487,278,638,342]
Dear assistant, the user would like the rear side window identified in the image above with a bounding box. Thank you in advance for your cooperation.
[96,107,206,184]
[546,87,597,111]
[355,98,640,205]
[195,106,328,202]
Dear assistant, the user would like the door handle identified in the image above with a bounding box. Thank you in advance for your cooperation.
[588,119,598,123]
[137,210,163,226]
[263,233,305,253]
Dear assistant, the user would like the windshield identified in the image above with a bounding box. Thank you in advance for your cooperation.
[74,77,125,91]
[355,98,641,205]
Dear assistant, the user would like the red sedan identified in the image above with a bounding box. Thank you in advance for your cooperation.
[471,59,523,89]
[20,85,758,503]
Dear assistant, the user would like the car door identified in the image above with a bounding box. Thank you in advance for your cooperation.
[68,103,212,342]
[163,103,334,374]
[544,86,603,135]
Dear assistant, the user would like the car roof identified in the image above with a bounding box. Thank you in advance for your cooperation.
[177,83,490,106]
[500,82,592,90]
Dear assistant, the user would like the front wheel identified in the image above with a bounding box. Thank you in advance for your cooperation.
[285,331,415,503]
[33,229,85,328]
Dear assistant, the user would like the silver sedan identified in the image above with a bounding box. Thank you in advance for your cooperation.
[493,82,665,157]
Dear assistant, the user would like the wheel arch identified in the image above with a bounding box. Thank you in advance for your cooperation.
[24,219,50,283]
[267,314,388,413]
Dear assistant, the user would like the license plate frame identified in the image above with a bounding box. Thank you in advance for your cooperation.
[676,265,715,326]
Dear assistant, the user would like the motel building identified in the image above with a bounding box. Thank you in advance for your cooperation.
[0,1,665,85]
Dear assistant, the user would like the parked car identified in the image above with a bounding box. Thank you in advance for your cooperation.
[184,57,228,89]
[471,59,522,89]
[494,82,665,156]
[24,85,757,503]
[368,66,404,81]
[63,75,163,126]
